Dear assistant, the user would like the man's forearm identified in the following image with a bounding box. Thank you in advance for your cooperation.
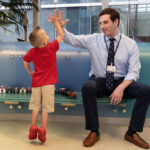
[117,80,133,91]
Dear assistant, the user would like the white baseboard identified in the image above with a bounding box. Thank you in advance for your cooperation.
[0,113,150,126]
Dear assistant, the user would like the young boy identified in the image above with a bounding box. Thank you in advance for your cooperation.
[23,10,64,143]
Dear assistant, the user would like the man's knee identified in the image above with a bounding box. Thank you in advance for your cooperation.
[82,80,96,94]
[142,85,150,98]
[135,83,150,98]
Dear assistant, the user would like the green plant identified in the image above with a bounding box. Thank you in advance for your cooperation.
[0,0,38,35]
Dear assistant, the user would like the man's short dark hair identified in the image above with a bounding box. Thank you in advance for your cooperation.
[99,8,120,26]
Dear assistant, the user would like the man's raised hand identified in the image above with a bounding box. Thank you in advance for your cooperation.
[56,9,69,28]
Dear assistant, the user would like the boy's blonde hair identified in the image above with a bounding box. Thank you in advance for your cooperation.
[29,26,43,48]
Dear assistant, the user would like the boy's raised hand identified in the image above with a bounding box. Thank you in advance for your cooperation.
[48,9,69,28]
[48,10,58,24]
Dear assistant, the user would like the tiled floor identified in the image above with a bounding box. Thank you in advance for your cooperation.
[0,120,150,150]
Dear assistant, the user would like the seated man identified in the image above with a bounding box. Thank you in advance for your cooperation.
[58,8,150,149]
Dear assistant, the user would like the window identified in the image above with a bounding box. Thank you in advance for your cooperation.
[0,0,150,42]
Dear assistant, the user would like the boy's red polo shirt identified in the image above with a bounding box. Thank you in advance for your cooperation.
[23,39,59,87]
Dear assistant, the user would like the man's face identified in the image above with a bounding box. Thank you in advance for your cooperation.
[99,14,118,37]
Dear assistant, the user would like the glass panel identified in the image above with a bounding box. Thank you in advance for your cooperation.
[40,6,91,38]
[129,4,150,42]
[41,0,55,4]
[59,0,89,3]
[0,1,150,42]
[93,0,102,2]
[91,6,102,33]
[41,0,92,4]
[111,5,129,36]
[64,7,90,34]
[40,8,56,41]
[109,0,138,1]
[80,7,91,34]
[64,7,80,34]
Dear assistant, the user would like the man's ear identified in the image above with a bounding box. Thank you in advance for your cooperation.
[114,19,119,26]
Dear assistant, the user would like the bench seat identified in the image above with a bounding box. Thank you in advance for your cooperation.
[0,92,128,105]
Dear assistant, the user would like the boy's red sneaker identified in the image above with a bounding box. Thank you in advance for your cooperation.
[28,125,38,140]
[38,127,46,143]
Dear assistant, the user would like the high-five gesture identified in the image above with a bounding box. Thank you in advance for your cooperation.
[51,9,69,28]
[48,9,64,43]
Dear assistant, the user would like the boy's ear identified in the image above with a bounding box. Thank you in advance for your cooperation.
[43,40,47,46]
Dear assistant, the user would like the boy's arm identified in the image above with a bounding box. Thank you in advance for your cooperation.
[55,21,64,43]
[23,61,34,78]
[48,10,64,43]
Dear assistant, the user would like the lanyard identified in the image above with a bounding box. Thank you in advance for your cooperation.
[104,35,121,54]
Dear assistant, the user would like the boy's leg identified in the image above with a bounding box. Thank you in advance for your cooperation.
[38,85,55,143]
[28,110,39,140]
[37,111,48,143]
[29,87,41,125]
[32,110,39,125]
[42,85,55,113]
[28,87,41,140]
[41,111,48,129]
[41,84,54,129]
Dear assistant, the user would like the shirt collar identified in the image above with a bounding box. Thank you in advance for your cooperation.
[105,32,121,42]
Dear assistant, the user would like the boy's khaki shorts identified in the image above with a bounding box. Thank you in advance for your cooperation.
[29,85,55,113]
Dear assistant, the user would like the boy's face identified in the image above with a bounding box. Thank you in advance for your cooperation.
[38,29,49,46]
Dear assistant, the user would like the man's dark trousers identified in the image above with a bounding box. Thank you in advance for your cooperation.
[82,77,150,132]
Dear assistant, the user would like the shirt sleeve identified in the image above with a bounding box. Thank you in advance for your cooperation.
[63,28,92,49]
[47,39,59,52]
[23,49,32,63]
[124,42,141,81]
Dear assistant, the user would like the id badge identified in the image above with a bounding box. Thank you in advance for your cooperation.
[107,64,116,73]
